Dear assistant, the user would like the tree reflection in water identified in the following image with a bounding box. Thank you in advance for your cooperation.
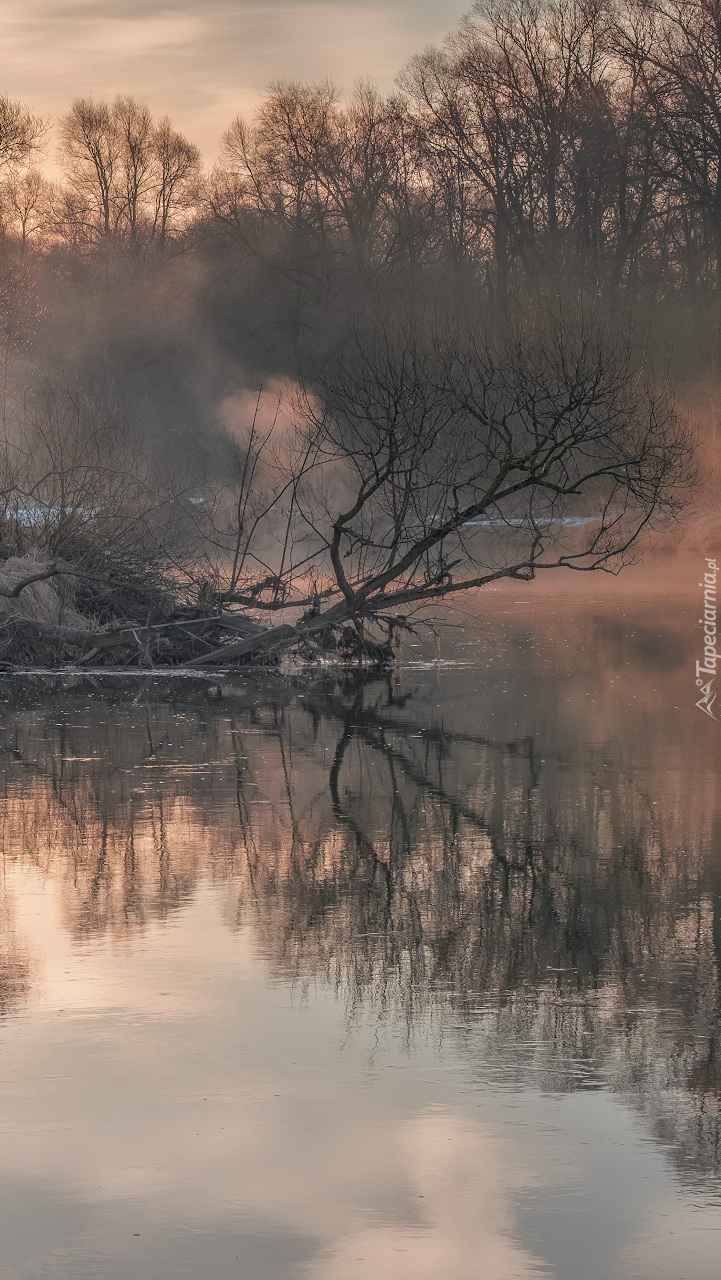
[0,629,718,1184]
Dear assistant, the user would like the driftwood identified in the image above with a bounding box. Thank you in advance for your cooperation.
[0,549,394,668]
[0,601,277,669]
[185,623,298,667]
[0,604,399,670]
[0,552,396,668]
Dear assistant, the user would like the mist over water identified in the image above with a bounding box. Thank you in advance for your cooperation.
[0,589,718,1280]
[1,3,721,1275]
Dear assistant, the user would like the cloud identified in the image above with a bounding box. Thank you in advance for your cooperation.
[305,1110,545,1280]
[0,0,469,161]
[0,866,542,1279]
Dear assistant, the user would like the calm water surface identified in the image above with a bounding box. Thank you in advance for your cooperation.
[0,589,719,1279]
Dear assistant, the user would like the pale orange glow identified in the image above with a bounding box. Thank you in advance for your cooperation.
[0,1,469,163]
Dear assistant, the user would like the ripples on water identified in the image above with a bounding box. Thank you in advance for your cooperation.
[0,590,719,1280]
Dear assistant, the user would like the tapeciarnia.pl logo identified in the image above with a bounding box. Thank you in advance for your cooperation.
[696,557,718,720]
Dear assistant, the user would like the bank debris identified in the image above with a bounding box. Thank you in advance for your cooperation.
[0,553,396,670]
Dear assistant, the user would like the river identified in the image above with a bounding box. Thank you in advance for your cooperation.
[0,584,719,1279]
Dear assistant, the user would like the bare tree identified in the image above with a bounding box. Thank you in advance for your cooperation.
[57,96,200,249]
[58,98,118,240]
[614,0,721,299]
[113,95,155,243]
[0,94,44,173]
[151,118,201,248]
[0,168,53,248]
[0,383,158,557]
[306,305,691,598]
[209,80,430,278]
[185,299,695,667]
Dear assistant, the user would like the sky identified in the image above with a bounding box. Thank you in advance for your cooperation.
[0,0,470,163]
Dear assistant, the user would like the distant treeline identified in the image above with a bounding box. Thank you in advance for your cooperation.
[3,0,721,349]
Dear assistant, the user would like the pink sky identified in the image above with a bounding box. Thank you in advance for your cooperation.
[0,0,469,163]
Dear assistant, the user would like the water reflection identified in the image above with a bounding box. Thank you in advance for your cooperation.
[0,596,719,1278]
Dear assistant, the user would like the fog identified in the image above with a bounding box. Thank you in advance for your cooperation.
[0,0,719,671]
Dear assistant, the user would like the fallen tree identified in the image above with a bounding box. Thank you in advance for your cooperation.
[0,302,697,668]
